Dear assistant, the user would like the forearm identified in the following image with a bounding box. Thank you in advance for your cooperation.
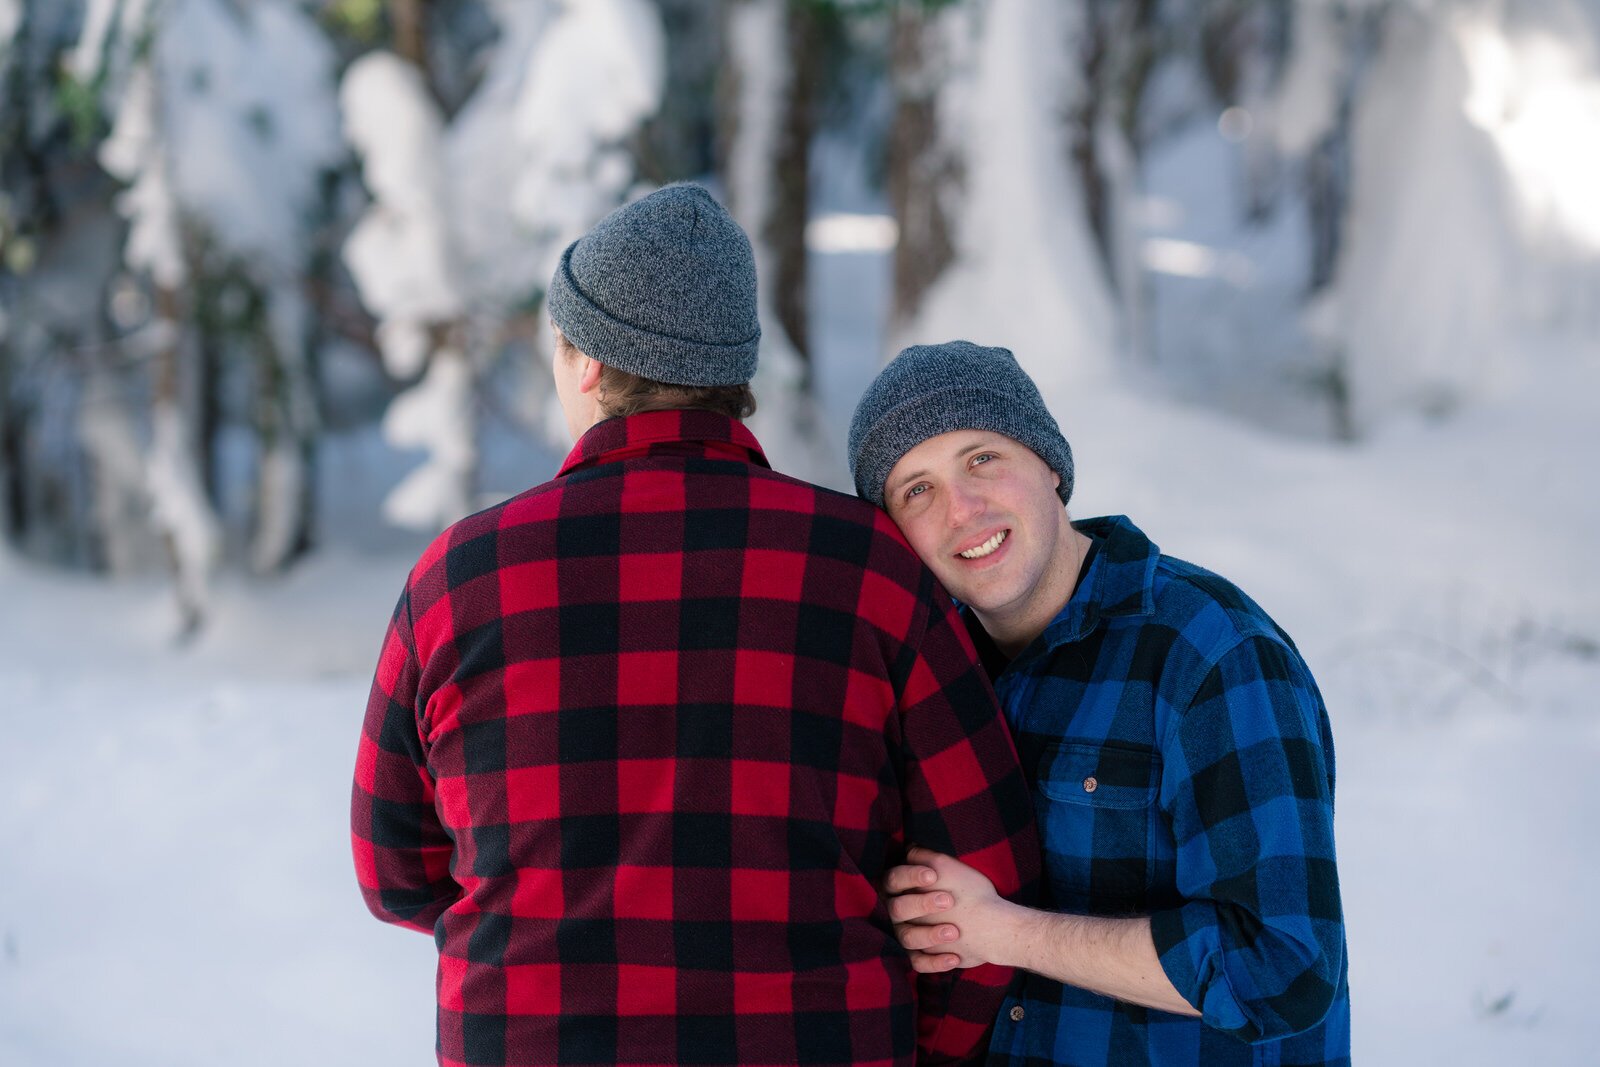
[990,902,1200,1017]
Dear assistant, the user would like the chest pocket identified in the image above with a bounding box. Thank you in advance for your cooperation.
[1033,741,1161,911]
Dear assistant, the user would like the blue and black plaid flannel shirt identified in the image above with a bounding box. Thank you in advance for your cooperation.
[968,515,1350,1067]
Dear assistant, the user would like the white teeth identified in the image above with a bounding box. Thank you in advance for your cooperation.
[959,529,1007,559]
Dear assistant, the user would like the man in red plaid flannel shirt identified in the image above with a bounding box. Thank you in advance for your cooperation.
[352,184,1039,1067]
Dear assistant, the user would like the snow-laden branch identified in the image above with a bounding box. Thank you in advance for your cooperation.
[341,0,666,533]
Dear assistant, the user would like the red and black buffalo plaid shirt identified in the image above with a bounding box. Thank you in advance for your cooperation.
[353,410,1039,1067]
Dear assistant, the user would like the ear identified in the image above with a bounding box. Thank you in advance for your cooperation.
[577,356,604,394]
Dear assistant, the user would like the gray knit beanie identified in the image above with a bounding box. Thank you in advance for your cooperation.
[547,184,760,386]
[848,341,1074,508]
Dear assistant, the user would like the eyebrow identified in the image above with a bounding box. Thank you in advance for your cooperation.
[887,437,997,495]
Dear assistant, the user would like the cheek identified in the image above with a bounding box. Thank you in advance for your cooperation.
[897,512,945,563]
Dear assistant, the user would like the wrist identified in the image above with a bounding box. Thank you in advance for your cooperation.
[986,898,1039,970]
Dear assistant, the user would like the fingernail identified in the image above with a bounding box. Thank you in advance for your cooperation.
[920,869,935,885]
[935,894,952,909]
[940,926,957,942]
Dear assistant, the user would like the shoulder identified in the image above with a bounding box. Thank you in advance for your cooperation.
[1147,552,1298,664]
[1130,553,1321,736]
[404,478,562,597]
[745,469,951,641]
[750,468,929,565]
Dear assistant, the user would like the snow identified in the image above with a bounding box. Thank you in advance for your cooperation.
[94,0,343,282]
[724,0,842,486]
[901,0,1119,394]
[1308,0,1600,431]
[64,0,155,85]
[379,347,478,532]
[146,401,223,627]
[1457,1,1600,325]
[1322,6,1521,429]
[100,64,188,288]
[444,0,664,309]
[504,0,664,241]
[4,2,1599,1062]
[342,0,666,530]
[341,50,465,376]
[0,0,20,52]
[1268,1,1343,160]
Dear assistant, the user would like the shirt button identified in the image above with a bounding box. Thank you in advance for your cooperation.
[1083,776,1098,794]
[1009,1005,1026,1022]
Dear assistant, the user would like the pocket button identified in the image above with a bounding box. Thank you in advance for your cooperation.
[1083,776,1098,794]
[1009,1005,1026,1022]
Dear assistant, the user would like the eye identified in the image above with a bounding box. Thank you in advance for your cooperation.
[971,452,997,467]
[905,483,928,501]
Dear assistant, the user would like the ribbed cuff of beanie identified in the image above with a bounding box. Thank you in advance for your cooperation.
[851,385,1074,508]
[547,243,759,387]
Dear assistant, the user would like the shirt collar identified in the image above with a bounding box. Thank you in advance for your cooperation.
[558,409,770,476]
[1013,514,1161,667]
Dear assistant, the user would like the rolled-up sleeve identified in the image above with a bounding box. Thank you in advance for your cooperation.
[1149,635,1344,1042]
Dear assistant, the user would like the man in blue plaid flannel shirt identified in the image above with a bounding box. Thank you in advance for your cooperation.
[847,342,1350,1066]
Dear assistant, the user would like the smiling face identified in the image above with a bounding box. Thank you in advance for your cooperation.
[884,429,1087,653]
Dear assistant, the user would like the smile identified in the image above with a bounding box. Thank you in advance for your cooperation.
[958,529,1008,560]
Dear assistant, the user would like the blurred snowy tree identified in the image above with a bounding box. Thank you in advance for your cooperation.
[340,0,666,531]
[67,0,346,630]
[1,0,1595,600]
[0,2,160,575]
[718,0,848,482]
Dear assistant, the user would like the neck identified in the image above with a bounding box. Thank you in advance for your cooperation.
[976,525,1094,659]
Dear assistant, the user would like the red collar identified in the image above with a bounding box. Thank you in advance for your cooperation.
[558,410,770,476]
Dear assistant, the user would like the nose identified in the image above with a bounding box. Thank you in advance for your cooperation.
[946,480,985,527]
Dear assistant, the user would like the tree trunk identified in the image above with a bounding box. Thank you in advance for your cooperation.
[149,283,221,636]
[717,0,836,483]
[252,325,318,572]
[637,0,723,183]
[78,353,149,574]
[764,0,822,365]
[720,0,817,365]
[390,0,432,76]
[886,3,963,331]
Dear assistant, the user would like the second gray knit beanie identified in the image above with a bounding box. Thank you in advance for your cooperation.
[848,341,1074,508]
[547,184,760,386]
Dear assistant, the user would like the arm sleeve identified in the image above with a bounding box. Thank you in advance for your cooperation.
[897,594,1041,1064]
[1149,636,1345,1042]
[350,587,461,933]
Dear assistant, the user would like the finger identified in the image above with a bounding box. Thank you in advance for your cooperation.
[896,922,961,953]
[883,864,939,895]
[887,892,954,924]
[909,951,963,973]
[905,845,953,868]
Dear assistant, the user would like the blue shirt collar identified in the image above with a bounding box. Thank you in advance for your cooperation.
[1007,515,1161,671]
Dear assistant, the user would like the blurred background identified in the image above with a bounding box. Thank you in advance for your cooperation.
[1,0,1597,1063]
